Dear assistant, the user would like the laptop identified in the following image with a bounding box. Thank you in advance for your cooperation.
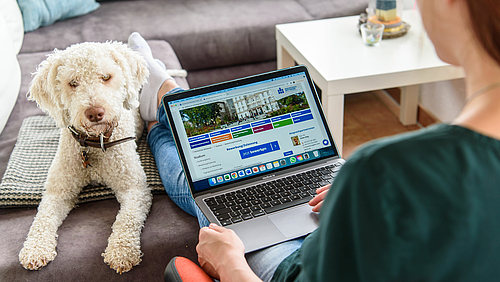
[162,65,345,252]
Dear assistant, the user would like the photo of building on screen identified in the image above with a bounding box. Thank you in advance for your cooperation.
[180,90,309,138]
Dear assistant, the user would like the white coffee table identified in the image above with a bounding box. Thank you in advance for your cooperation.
[276,9,464,154]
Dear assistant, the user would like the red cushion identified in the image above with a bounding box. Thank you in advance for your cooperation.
[164,256,213,282]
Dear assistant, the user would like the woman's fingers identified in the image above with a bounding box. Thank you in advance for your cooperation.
[309,184,331,212]
[316,184,330,194]
[208,223,226,232]
[309,184,330,205]
[311,200,324,213]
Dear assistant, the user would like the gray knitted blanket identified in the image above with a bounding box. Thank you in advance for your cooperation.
[0,116,165,208]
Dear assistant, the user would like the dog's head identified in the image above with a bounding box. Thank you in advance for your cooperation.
[28,42,149,135]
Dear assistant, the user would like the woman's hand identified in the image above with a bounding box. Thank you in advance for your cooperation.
[309,184,331,212]
[196,223,262,282]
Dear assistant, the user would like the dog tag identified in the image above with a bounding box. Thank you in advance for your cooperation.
[81,149,91,168]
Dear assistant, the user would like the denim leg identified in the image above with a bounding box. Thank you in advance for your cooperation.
[147,87,210,228]
[246,238,304,282]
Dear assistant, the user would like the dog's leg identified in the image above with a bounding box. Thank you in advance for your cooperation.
[19,154,86,270]
[101,153,152,274]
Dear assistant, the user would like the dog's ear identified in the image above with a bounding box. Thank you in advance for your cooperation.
[27,50,69,128]
[109,42,149,110]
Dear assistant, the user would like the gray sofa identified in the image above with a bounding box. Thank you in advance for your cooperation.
[0,0,367,281]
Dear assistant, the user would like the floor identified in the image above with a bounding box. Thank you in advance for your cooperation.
[342,91,422,159]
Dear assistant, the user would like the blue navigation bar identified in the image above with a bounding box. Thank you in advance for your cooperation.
[188,134,209,143]
[271,114,291,122]
[190,138,212,149]
[230,124,251,132]
[251,119,271,127]
[209,129,230,138]
[239,141,280,159]
[292,113,313,123]
[291,109,311,117]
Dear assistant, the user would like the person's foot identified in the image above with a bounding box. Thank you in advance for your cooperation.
[128,32,173,121]
[155,59,167,70]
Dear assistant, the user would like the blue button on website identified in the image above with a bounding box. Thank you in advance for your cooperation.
[239,141,280,159]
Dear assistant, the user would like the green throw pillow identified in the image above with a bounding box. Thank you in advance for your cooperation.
[17,0,100,32]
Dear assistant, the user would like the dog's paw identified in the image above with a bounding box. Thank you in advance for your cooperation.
[102,244,142,274]
[19,242,57,270]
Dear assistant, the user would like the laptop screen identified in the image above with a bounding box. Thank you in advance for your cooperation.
[164,67,339,193]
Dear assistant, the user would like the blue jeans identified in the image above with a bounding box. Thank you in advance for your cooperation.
[147,88,210,227]
[147,88,303,281]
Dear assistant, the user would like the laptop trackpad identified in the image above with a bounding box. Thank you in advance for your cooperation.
[230,217,286,252]
[268,205,319,238]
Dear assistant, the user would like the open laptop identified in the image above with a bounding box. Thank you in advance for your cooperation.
[162,65,345,252]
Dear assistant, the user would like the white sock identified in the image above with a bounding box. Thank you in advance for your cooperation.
[155,59,167,70]
[128,32,173,121]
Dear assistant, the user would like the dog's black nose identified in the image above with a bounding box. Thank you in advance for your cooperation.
[85,107,105,122]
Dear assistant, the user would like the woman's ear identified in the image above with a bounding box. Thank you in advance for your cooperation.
[109,41,149,110]
[27,50,69,128]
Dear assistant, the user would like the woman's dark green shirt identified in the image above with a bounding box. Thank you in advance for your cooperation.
[272,124,500,281]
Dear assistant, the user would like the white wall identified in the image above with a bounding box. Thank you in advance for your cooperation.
[419,80,466,123]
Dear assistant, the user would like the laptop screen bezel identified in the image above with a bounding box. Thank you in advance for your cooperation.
[162,65,340,197]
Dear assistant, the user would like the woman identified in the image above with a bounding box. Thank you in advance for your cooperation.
[130,0,500,280]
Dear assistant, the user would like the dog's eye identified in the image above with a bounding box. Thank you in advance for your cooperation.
[102,74,111,81]
[69,80,79,88]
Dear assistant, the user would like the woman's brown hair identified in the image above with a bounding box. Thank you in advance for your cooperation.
[465,0,500,66]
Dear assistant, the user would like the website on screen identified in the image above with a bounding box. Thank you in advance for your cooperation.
[168,72,334,189]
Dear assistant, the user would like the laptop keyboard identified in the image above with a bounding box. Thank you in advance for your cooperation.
[204,163,343,226]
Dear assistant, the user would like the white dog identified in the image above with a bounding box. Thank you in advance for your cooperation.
[19,41,153,274]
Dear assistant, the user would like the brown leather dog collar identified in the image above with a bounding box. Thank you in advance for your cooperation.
[68,125,136,152]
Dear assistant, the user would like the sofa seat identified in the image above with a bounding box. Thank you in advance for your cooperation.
[1,195,199,281]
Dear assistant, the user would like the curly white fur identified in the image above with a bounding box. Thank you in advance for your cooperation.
[19,42,153,274]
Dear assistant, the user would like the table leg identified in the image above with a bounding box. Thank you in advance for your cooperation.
[322,93,345,156]
[277,42,295,69]
[399,85,419,125]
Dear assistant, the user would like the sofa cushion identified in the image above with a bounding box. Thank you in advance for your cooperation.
[0,2,23,135]
[17,0,100,32]
[1,0,24,54]
[20,0,314,71]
